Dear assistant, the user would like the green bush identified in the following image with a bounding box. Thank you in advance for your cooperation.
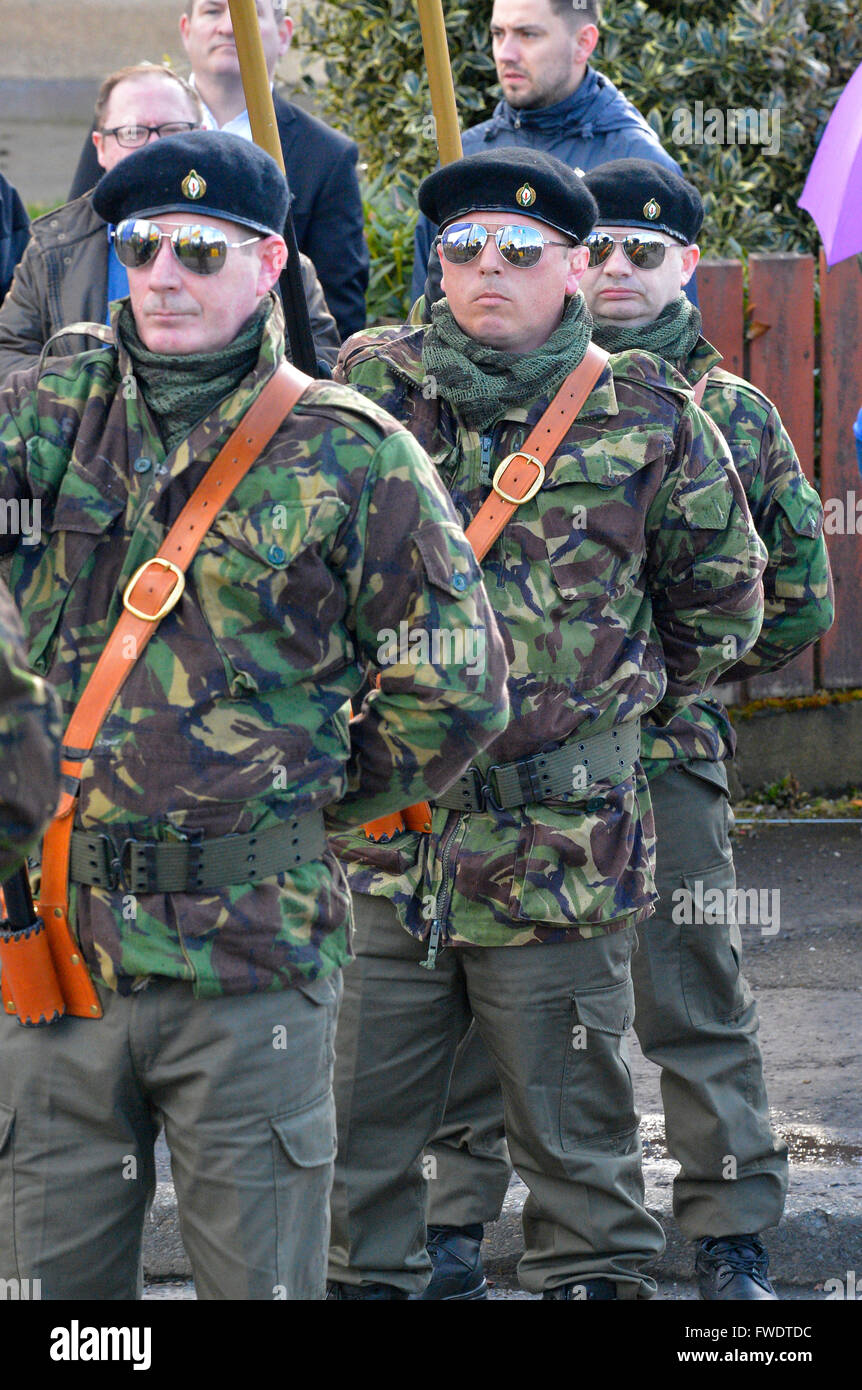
[299,0,862,304]
[362,169,420,322]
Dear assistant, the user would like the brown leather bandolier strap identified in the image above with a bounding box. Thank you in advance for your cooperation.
[362,342,611,843]
[2,361,311,1024]
[464,342,610,562]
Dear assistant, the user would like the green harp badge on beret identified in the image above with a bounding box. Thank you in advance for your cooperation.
[643,198,661,220]
[182,169,207,200]
[516,182,536,208]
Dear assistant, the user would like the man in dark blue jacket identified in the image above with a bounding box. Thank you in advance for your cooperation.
[0,172,28,306]
[411,0,684,303]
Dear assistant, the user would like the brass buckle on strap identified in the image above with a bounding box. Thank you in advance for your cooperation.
[122,558,186,622]
[492,452,545,505]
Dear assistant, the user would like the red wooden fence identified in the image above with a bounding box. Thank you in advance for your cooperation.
[700,251,862,701]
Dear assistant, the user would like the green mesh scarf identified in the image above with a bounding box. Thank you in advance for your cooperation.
[591,293,702,371]
[422,293,594,433]
[117,300,269,456]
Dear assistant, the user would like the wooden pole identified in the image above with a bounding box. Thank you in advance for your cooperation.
[227,0,285,170]
[416,0,463,165]
[227,0,317,374]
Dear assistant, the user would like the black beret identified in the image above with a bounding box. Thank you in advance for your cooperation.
[92,130,290,237]
[582,158,703,244]
[419,148,597,243]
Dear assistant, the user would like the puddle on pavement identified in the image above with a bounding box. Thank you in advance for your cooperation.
[641,1114,862,1166]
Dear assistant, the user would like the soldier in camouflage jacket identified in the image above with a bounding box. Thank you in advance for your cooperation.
[0,578,60,881]
[326,148,767,1302]
[0,133,508,1301]
[581,158,833,1299]
[420,159,833,1304]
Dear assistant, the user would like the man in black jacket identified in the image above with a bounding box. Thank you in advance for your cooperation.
[68,0,368,342]
[411,0,686,304]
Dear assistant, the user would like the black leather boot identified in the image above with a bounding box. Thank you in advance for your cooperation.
[696,1235,778,1300]
[413,1223,489,1300]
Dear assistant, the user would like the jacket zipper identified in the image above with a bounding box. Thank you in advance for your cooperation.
[479,432,493,487]
[420,813,463,970]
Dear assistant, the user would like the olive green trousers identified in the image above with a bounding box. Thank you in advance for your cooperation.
[328,894,664,1297]
[0,973,340,1299]
[425,763,789,1240]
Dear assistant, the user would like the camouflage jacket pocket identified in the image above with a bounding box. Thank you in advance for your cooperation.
[194,496,350,696]
[22,472,125,675]
[516,431,663,603]
[673,459,743,592]
[509,774,655,928]
[771,477,826,598]
[333,825,426,913]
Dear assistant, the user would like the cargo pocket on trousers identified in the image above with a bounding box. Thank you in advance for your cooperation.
[270,1089,337,1299]
[0,1102,17,1276]
[679,860,753,1026]
[560,977,637,1152]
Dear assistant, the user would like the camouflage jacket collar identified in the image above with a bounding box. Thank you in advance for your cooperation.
[680,334,724,387]
[107,290,285,396]
[341,320,623,423]
[104,291,286,484]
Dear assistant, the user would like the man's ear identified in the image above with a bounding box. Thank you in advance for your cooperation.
[565,243,591,296]
[179,11,191,49]
[680,242,700,285]
[92,129,107,171]
[436,239,448,298]
[257,235,288,292]
[278,15,294,56]
[574,23,599,64]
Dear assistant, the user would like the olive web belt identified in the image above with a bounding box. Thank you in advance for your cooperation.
[68,812,327,894]
[434,720,640,814]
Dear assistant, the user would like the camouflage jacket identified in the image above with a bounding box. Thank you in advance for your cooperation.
[0,297,509,996]
[0,577,60,881]
[643,337,834,778]
[333,324,766,953]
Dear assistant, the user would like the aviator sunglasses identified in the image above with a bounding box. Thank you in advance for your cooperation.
[112,218,262,276]
[440,221,573,269]
[585,231,685,270]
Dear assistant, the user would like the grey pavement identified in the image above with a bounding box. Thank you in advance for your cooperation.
[143,818,862,1301]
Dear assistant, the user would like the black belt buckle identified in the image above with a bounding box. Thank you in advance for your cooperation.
[118,837,151,895]
[95,832,132,893]
[480,765,505,814]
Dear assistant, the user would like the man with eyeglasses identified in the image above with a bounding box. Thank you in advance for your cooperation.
[68,1,368,344]
[0,62,339,384]
[325,146,767,1301]
[0,131,509,1299]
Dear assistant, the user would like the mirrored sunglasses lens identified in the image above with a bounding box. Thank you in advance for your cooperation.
[113,219,161,268]
[586,235,616,267]
[624,238,667,269]
[496,226,544,267]
[441,224,487,264]
[173,226,228,275]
